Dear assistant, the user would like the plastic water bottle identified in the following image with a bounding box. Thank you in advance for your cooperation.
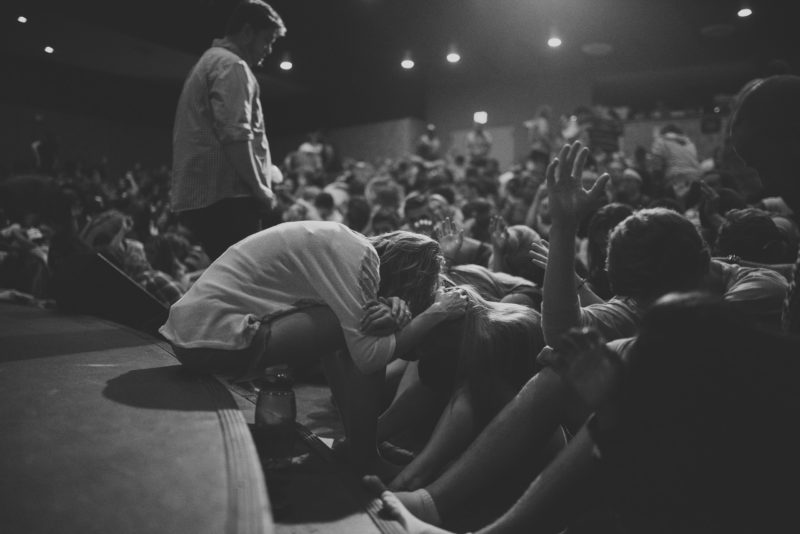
[255,365,297,464]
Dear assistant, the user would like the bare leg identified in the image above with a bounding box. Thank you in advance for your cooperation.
[390,386,477,491]
[419,368,572,523]
[378,361,445,444]
[261,305,347,369]
[321,348,401,479]
[474,426,602,534]
[262,306,396,477]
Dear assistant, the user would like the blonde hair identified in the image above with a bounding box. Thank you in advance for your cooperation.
[369,231,442,314]
[455,285,543,422]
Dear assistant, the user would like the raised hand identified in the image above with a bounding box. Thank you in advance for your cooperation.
[433,217,463,263]
[489,214,509,252]
[529,239,551,271]
[546,142,610,226]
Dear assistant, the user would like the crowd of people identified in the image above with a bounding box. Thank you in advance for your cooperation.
[2,1,800,533]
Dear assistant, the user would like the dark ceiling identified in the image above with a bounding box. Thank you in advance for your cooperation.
[3,0,797,133]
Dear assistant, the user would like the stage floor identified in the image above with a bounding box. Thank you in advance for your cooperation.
[0,302,394,534]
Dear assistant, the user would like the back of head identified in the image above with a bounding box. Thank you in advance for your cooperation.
[607,208,710,300]
[609,291,800,532]
[501,225,545,284]
[587,202,634,270]
[369,231,441,314]
[457,286,543,420]
[730,75,800,209]
[715,207,788,263]
[731,75,800,141]
[225,0,286,36]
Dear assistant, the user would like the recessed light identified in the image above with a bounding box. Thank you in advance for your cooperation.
[44,46,54,54]
[17,15,27,23]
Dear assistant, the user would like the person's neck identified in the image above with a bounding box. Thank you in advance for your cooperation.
[217,35,252,67]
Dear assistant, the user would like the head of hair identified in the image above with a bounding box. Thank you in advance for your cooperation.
[458,285,543,421]
[587,202,635,276]
[225,0,286,37]
[606,208,710,300]
[499,225,545,284]
[369,231,442,315]
[344,195,370,232]
[715,207,788,263]
[420,285,543,423]
[605,291,800,532]
[660,123,684,136]
[313,191,335,211]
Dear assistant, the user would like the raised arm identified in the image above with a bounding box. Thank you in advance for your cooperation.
[541,142,609,346]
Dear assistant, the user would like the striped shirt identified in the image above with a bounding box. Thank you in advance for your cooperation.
[171,38,272,212]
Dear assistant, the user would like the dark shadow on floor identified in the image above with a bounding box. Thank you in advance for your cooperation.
[102,366,229,411]
[0,327,154,362]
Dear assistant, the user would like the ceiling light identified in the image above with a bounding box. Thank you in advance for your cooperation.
[44,46,54,54]
[737,7,752,17]
[446,52,461,64]
[279,52,292,71]
[401,52,415,69]
[17,15,27,23]
[473,111,488,125]
[547,37,562,48]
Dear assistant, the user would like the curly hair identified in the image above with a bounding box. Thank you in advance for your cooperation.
[607,208,710,300]
[369,230,442,315]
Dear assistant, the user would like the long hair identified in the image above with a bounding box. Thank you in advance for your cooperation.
[454,285,544,423]
[369,230,442,315]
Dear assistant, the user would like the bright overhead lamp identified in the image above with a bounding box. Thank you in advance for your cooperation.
[279,52,292,71]
[547,36,562,48]
[446,44,461,64]
[44,46,54,54]
[401,51,415,69]
[17,15,27,23]
[473,111,488,125]
[737,7,752,18]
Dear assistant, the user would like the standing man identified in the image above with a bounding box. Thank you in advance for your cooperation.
[171,0,286,261]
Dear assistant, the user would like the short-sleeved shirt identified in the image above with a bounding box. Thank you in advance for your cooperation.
[171,38,272,212]
[159,221,396,374]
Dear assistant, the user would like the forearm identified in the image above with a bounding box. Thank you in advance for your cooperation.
[222,141,270,200]
[393,307,452,358]
[542,222,582,346]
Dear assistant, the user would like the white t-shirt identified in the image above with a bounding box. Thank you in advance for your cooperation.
[159,221,396,374]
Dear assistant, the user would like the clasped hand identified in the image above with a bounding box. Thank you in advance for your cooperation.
[361,296,413,336]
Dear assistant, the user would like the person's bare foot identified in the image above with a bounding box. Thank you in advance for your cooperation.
[363,476,452,534]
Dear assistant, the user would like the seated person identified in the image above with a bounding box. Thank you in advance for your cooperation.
[383,285,545,492]
[403,192,491,267]
[367,143,787,530]
[159,220,466,476]
[368,292,800,534]
[80,209,185,306]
